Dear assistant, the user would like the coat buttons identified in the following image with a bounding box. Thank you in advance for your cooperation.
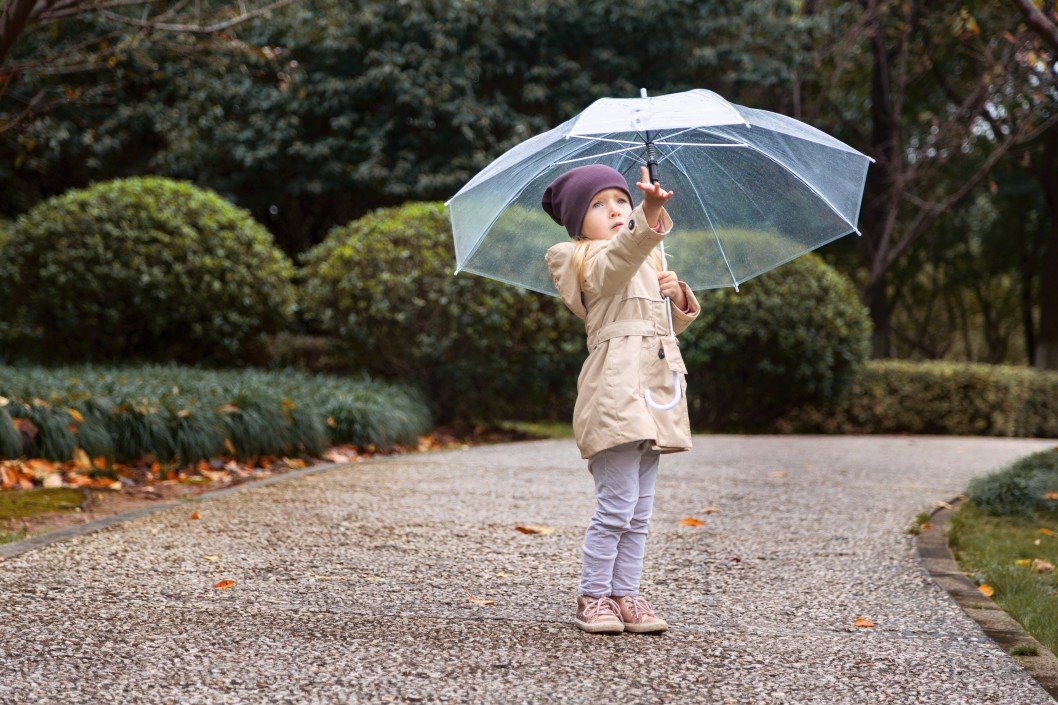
[658,347,665,359]
[628,218,635,231]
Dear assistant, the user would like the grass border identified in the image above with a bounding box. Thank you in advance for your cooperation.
[915,494,1058,699]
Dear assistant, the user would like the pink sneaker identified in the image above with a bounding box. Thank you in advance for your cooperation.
[612,595,669,633]
[574,594,625,634]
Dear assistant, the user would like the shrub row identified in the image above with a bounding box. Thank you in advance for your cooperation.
[12,177,1058,439]
[297,203,873,425]
[0,363,433,464]
[773,359,1058,438]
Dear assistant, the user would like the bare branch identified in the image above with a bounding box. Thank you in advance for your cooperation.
[94,0,296,34]
[1010,0,1058,52]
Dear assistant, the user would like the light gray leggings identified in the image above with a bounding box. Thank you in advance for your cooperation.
[579,439,660,598]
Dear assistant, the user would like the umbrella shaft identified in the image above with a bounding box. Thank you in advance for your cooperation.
[644,136,658,184]
[660,240,674,336]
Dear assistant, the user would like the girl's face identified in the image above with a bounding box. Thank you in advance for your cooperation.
[579,188,632,241]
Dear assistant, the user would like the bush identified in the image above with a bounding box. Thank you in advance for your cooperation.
[679,252,872,430]
[0,363,433,463]
[0,177,296,365]
[776,359,1058,437]
[966,450,1058,518]
[298,201,584,423]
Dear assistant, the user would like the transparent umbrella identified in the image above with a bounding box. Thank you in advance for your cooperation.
[445,88,873,410]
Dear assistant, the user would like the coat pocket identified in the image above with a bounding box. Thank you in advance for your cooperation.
[660,337,687,374]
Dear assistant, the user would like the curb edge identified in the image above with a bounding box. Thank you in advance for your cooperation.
[915,495,1058,701]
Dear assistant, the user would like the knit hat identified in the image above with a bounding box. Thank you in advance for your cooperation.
[541,165,632,239]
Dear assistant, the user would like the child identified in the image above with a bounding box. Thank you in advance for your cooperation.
[542,163,700,635]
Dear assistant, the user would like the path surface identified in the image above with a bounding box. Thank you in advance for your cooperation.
[2,435,1057,704]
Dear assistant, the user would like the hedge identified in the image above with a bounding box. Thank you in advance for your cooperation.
[775,359,1058,437]
[0,363,433,464]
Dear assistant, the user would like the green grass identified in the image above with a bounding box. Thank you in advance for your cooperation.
[947,500,1058,657]
[0,487,85,545]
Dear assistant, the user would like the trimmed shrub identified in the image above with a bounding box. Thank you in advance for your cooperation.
[0,363,433,463]
[0,177,296,364]
[680,253,873,430]
[776,359,1058,437]
[297,201,584,423]
[966,450,1058,518]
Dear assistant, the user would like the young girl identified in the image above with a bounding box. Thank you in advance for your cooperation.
[542,163,700,635]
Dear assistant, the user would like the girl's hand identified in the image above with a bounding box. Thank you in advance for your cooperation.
[635,165,674,229]
[658,270,688,310]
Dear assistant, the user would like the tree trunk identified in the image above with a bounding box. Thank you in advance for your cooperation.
[860,0,898,358]
[1033,127,1058,369]
[863,274,891,358]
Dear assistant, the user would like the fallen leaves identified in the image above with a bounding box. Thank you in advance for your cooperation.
[853,616,875,628]
[978,584,995,597]
[466,589,495,606]
[680,516,705,526]
[0,423,541,496]
[1014,558,1054,572]
[213,579,236,589]
[515,525,555,535]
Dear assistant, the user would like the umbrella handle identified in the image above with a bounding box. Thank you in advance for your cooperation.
[644,371,683,411]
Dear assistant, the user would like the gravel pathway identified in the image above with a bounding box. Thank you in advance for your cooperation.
[1,434,1056,704]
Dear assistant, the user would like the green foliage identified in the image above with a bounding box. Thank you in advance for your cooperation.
[0,177,296,365]
[679,253,872,430]
[1,0,823,254]
[777,359,1058,437]
[0,363,433,463]
[297,201,584,423]
[966,450,1058,518]
[947,500,1058,657]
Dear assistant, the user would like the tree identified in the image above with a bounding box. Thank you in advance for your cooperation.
[1009,0,1058,369]
[0,0,298,133]
[850,0,1057,357]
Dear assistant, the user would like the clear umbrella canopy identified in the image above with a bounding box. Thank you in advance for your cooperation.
[446,88,873,295]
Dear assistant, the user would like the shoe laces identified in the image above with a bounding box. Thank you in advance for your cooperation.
[583,595,622,620]
[621,595,656,620]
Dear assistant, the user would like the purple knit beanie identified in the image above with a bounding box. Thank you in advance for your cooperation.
[541,165,632,239]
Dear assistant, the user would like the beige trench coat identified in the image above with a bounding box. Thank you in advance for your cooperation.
[545,201,701,459]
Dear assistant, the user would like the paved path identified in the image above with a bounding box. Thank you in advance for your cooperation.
[2,435,1057,704]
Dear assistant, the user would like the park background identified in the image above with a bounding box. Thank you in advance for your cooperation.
[0,0,1055,467]
[2,0,1058,681]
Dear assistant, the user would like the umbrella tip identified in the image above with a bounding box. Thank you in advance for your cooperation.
[734,282,740,293]
[640,87,648,99]
[854,228,862,237]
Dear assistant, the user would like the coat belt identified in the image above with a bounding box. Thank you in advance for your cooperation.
[587,319,657,353]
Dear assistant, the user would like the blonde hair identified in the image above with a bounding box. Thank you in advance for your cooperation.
[570,235,663,291]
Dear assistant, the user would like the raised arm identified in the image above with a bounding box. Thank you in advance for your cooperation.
[581,202,673,298]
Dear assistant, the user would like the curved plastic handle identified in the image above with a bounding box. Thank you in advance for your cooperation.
[644,371,683,411]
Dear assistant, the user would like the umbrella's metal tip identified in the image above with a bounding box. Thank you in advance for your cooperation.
[868,156,877,163]
[854,229,862,236]
[734,283,740,292]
